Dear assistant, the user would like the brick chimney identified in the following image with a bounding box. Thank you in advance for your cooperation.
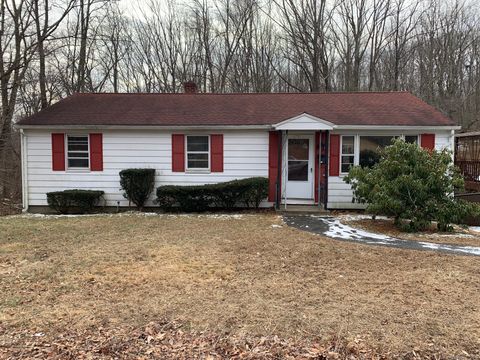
[184,81,197,94]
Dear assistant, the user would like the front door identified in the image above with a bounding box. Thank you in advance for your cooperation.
[286,136,314,199]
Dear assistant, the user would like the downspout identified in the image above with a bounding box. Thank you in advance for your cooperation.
[20,129,29,212]
[317,132,321,208]
[450,129,456,161]
[324,131,329,211]
[284,130,288,210]
[275,130,282,210]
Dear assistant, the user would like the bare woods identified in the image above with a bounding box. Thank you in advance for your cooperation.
[1,0,479,208]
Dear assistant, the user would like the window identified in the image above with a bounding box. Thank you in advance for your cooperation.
[404,135,419,144]
[67,135,89,169]
[341,136,355,173]
[186,135,209,170]
[359,136,396,168]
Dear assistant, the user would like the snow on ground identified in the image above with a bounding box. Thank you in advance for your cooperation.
[336,213,390,222]
[470,227,480,233]
[300,215,480,256]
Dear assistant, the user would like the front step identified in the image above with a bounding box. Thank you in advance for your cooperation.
[276,204,329,215]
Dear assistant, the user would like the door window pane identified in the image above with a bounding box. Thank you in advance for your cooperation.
[359,136,395,168]
[288,161,308,181]
[288,139,309,181]
[288,139,309,160]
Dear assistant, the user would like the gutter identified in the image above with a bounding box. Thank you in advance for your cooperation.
[15,124,273,131]
[15,124,461,131]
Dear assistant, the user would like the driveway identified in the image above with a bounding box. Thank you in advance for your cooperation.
[284,215,480,256]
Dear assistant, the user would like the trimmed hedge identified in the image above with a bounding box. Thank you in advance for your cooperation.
[119,168,156,209]
[156,177,268,212]
[47,190,104,214]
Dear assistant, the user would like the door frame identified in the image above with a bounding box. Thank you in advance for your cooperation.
[283,133,315,202]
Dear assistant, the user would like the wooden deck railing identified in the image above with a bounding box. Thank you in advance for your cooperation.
[455,160,480,182]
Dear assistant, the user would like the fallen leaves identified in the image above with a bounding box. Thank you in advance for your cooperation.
[0,320,383,359]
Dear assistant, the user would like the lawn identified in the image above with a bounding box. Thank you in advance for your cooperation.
[0,213,479,358]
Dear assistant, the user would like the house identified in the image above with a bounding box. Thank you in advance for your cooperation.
[16,84,459,212]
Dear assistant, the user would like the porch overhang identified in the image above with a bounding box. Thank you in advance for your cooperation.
[273,113,336,131]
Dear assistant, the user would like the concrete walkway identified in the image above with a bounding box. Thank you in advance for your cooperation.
[283,215,480,257]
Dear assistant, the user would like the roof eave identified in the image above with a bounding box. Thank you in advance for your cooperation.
[15,124,274,130]
[16,124,461,131]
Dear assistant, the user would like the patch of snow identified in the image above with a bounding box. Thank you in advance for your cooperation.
[336,213,390,222]
[418,242,480,256]
[270,224,282,228]
[323,218,394,242]
[470,227,480,233]
[307,216,480,256]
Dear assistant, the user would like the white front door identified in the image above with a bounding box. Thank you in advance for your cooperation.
[285,136,314,200]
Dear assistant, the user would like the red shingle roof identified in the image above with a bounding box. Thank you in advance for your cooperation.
[16,91,456,127]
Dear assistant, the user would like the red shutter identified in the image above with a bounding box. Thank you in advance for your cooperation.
[172,134,185,172]
[421,134,435,151]
[89,133,103,171]
[315,131,320,203]
[210,134,223,172]
[329,134,340,176]
[51,133,65,171]
[268,131,281,202]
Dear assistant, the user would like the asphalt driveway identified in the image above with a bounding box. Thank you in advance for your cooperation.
[284,215,480,256]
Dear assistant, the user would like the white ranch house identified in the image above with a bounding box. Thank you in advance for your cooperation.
[16,86,459,212]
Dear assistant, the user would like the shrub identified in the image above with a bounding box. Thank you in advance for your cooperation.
[344,139,480,232]
[119,168,156,210]
[155,177,268,212]
[47,190,104,214]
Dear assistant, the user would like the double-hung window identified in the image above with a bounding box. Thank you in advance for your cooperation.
[186,135,210,170]
[67,135,89,169]
[340,136,355,173]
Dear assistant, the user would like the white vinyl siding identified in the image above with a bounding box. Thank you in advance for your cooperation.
[24,129,269,207]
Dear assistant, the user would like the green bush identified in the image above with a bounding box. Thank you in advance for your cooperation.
[155,177,268,212]
[119,168,156,209]
[344,139,480,232]
[47,190,104,214]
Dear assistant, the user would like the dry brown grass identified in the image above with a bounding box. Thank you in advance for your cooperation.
[345,218,480,247]
[0,212,479,358]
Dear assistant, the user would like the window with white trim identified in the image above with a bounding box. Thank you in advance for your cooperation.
[186,135,210,170]
[67,135,89,169]
[340,135,355,173]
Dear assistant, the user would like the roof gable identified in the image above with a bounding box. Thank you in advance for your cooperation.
[274,113,335,130]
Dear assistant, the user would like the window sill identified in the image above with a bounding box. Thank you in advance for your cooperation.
[185,169,211,174]
[66,168,91,173]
